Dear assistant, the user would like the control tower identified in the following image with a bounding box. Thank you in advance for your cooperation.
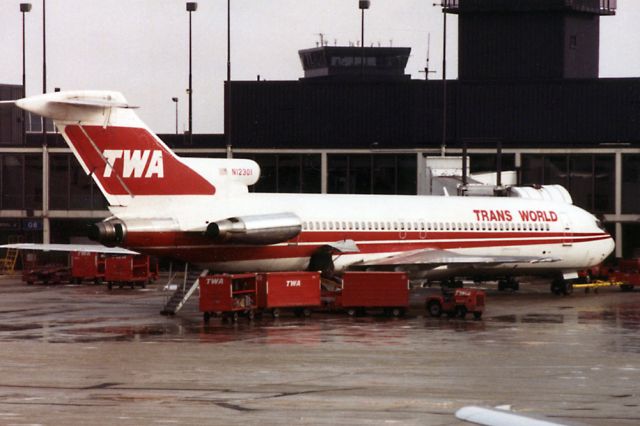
[298,46,411,80]
[445,0,617,80]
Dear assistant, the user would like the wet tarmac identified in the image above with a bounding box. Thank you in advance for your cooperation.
[0,277,639,425]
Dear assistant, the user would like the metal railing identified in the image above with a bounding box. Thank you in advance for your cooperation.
[599,0,617,12]
[443,0,615,13]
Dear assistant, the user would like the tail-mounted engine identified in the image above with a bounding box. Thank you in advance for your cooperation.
[88,218,179,246]
[204,212,301,245]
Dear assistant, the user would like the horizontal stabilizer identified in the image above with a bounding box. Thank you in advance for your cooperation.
[49,98,139,109]
[1,243,138,255]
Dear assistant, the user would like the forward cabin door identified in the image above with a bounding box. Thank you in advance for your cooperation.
[560,213,572,247]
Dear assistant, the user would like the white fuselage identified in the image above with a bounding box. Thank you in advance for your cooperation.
[114,192,614,278]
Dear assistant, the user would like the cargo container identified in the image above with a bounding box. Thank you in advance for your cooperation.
[23,264,70,285]
[339,271,409,317]
[199,273,257,322]
[256,271,321,318]
[70,252,106,284]
[22,252,70,285]
[105,255,156,289]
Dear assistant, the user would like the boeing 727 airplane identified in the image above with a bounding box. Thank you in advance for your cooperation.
[5,91,615,293]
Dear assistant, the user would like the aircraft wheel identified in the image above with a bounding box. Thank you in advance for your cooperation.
[563,282,573,296]
[391,307,404,318]
[427,301,442,318]
[509,278,520,291]
[272,308,281,318]
[347,308,357,317]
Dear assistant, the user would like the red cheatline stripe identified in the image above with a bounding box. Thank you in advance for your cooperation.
[123,230,610,248]
[124,231,611,263]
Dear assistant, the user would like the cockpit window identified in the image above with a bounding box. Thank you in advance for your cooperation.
[595,218,606,231]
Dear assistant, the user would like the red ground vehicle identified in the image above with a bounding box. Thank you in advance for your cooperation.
[338,271,410,317]
[426,288,486,320]
[23,264,70,285]
[22,252,70,285]
[105,255,157,289]
[608,259,640,291]
[199,273,257,322]
[70,252,106,284]
[256,272,321,318]
[579,260,639,292]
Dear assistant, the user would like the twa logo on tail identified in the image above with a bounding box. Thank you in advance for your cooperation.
[12,91,216,204]
[62,125,216,200]
[103,150,164,178]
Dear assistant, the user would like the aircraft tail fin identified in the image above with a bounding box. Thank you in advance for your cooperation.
[16,91,216,206]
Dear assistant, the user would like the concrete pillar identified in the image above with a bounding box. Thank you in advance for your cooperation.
[321,152,328,194]
[416,153,427,195]
[615,151,622,258]
[42,145,50,244]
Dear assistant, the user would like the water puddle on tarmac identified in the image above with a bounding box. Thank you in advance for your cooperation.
[1,288,640,353]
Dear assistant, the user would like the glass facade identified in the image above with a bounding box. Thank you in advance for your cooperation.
[0,153,42,210]
[521,154,614,213]
[328,154,417,195]
[622,154,640,214]
[621,223,640,258]
[469,154,516,175]
[49,154,108,211]
[248,154,321,193]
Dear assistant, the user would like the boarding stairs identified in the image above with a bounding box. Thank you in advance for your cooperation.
[0,236,22,275]
[160,265,208,315]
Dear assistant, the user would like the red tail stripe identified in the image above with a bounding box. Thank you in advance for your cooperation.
[65,125,215,196]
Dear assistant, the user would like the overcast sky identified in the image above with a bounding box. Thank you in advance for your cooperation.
[1,0,639,134]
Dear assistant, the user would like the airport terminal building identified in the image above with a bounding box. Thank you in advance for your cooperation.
[0,0,639,257]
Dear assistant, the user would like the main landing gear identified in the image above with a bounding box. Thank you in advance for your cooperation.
[550,277,573,296]
[497,277,519,292]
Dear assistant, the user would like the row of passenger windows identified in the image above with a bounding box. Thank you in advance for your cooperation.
[301,221,552,232]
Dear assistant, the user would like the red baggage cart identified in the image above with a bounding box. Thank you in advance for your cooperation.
[70,252,106,284]
[22,252,70,285]
[199,273,257,322]
[340,271,410,317]
[256,271,321,318]
[105,255,154,289]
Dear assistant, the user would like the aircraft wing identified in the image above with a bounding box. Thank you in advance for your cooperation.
[456,405,567,426]
[0,243,138,255]
[355,248,560,269]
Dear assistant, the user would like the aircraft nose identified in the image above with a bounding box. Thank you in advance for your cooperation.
[603,235,615,259]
